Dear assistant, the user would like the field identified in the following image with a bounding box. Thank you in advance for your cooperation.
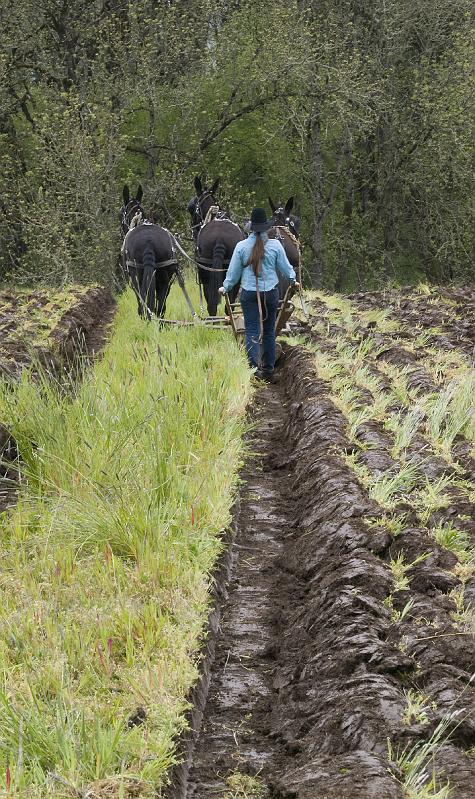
[0,286,115,381]
[0,283,474,798]
[0,285,115,515]
[175,285,475,798]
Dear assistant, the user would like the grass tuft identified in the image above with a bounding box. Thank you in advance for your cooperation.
[0,287,251,795]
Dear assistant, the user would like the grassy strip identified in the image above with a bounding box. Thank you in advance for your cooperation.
[0,287,251,797]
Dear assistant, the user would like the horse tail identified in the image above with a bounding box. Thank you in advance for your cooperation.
[211,238,227,308]
[140,243,156,317]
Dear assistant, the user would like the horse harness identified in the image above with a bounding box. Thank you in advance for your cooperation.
[122,222,197,318]
[122,222,178,271]
[194,212,245,272]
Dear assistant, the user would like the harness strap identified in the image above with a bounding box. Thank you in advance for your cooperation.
[203,204,220,224]
[126,258,178,269]
[256,273,265,371]
[271,225,308,318]
[272,224,301,250]
[195,257,231,269]
[168,236,232,272]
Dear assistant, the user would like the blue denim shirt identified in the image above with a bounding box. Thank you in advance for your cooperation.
[222,233,296,293]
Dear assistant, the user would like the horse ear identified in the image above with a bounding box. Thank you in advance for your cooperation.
[123,184,130,205]
[136,184,143,203]
[285,196,294,214]
[194,176,203,195]
[210,177,220,195]
[268,196,276,212]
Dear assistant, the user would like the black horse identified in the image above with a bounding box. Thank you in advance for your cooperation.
[268,196,302,297]
[268,196,301,239]
[188,176,245,316]
[121,201,178,320]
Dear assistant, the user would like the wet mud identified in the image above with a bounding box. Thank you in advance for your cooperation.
[0,285,115,380]
[167,345,475,798]
[348,285,475,360]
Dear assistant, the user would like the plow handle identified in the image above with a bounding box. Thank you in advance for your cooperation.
[225,293,238,337]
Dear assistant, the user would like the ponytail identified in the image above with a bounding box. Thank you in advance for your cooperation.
[247,232,265,276]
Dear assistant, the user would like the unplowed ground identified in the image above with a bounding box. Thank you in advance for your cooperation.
[168,287,475,798]
[0,285,115,512]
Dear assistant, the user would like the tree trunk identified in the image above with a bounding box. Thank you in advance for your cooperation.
[307,115,324,288]
[335,140,354,292]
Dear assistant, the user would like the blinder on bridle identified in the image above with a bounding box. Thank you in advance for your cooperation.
[272,206,301,238]
[191,192,213,225]
[188,190,218,234]
[120,199,144,236]
[188,177,222,236]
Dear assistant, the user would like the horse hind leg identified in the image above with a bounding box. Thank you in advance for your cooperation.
[130,266,146,317]
[207,239,227,317]
[155,268,174,318]
[198,269,214,317]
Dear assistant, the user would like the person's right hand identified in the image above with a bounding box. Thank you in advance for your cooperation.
[218,286,226,295]
[293,281,300,289]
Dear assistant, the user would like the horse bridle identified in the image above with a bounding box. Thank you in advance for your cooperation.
[120,199,144,235]
[272,207,299,238]
[191,191,218,231]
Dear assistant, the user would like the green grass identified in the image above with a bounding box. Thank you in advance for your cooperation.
[388,712,456,798]
[432,522,472,563]
[386,408,424,460]
[222,773,266,798]
[0,285,251,796]
[389,552,429,591]
[369,463,421,510]
[422,376,475,458]
[401,689,431,726]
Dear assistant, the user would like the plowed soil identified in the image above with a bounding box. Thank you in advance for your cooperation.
[0,285,115,380]
[0,285,115,513]
[348,285,475,359]
[167,288,475,798]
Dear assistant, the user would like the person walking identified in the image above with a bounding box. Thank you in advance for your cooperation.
[219,207,298,382]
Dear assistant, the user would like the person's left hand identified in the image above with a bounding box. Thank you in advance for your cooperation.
[218,286,226,295]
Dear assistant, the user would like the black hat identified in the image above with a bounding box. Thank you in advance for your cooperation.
[250,207,272,232]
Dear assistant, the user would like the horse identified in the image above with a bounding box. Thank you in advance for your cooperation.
[268,196,302,298]
[121,202,178,320]
[188,176,245,317]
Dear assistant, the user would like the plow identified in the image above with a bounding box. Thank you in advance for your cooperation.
[158,276,300,353]
[120,183,307,344]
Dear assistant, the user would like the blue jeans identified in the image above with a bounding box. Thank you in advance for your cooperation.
[240,287,279,373]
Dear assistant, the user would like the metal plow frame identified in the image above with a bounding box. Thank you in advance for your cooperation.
[159,285,297,341]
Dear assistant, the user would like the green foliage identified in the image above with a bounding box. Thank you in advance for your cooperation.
[1,0,473,287]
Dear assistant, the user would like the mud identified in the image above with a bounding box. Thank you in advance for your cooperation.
[166,345,475,798]
[348,286,475,359]
[0,286,115,380]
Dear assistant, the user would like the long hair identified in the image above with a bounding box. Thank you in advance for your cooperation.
[247,233,265,276]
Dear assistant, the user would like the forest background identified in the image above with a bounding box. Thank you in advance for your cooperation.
[1,0,473,291]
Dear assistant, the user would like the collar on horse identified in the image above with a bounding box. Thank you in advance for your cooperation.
[272,224,301,250]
